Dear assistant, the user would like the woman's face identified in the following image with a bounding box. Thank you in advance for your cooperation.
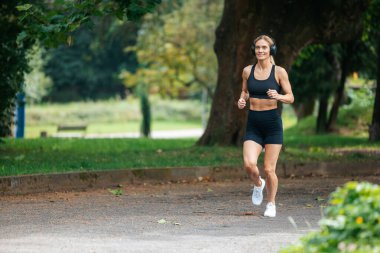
[255,39,271,60]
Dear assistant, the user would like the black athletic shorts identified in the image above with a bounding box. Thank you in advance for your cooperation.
[244,109,283,147]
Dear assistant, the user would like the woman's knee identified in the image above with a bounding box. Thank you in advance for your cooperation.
[244,160,259,174]
[264,163,277,175]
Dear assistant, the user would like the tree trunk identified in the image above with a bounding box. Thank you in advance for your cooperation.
[326,61,347,132]
[326,43,350,132]
[316,96,329,134]
[197,0,369,146]
[0,102,15,137]
[0,2,31,138]
[293,100,315,121]
[369,39,380,141]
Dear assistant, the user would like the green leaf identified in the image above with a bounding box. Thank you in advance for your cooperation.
[157,219,167,224]
[115,9,125,20]
[16,4,33,11]
[108,188,123,196]
[16,31,28,44]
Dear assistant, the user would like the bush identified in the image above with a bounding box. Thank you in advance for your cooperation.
[280,181,380,253]
[336,86,374,136]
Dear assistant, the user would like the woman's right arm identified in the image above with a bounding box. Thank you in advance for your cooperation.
[238,67,249,109]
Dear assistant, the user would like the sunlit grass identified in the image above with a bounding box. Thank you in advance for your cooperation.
[1,133,379,177]
[26,120,203,138]
[4,97,378,177]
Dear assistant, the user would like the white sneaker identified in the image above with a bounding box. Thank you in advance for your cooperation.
[264,202,276,217]
[251,177,265,205]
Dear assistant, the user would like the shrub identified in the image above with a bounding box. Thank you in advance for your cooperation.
[280,181,380,253]
[336,86,374,136]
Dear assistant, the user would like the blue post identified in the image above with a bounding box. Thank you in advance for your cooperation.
[15,92,26,138]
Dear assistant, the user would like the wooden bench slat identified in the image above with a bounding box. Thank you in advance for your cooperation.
[57,125,87,131]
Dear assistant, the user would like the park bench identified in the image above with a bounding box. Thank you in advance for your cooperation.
[57,124,87,133]
[41,125,88,138]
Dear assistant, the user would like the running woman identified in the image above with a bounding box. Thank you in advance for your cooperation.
[237,35,294,217]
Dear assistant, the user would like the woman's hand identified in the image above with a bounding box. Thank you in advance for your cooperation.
[267,89,281,100]
[237,98,246,109]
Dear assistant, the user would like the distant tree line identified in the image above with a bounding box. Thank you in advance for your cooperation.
[43,17,139,102]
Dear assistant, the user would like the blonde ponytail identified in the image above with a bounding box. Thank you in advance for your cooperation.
[270,56,276,65]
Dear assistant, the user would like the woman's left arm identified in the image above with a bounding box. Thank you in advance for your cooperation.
[267,67,294,104]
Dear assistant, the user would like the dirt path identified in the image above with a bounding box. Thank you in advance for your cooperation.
[1,175,379,253]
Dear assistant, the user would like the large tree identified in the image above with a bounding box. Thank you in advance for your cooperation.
[366,0,380,141]
[0,1,32,137]
[197,0,370,146]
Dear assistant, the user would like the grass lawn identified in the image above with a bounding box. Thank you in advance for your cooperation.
[25,97,207,138]
[0,138,239,176]
[26,120,203,138]
[1,134,379,177]
[24,99,297,138]
[3,97,378,177]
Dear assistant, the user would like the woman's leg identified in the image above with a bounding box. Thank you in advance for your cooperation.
[263,144,282,203]
[243,140,263,186]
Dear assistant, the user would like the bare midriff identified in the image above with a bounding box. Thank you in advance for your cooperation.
[249,98,278,111]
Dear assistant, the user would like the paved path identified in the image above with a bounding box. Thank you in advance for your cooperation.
[1,176,379,253]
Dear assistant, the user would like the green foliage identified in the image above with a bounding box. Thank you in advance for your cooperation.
[117,0,162,21]
[363,0,380,141]
[337,85,374,135]
[108,188,124,196]
[1,0,161,137]
[23,44,52,104]
[363,0,380,52]
[290,44,342,133]
[43,18,138,101]
[280,181,380,253]
[290,44,340,103]
[121,0,223,98]
[16,0,161,47]
[0,1,33,137]
[286,84,374,137]
[285,116,317,136]
[289,38,374,132]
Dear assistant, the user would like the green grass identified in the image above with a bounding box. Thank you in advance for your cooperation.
[283,134,380,163]
[26,120,202,138]
[1,134,379,177]
[26,96,207,125]
[3,96,378,177]
[25,99,297,138]
[0,138,241,176]
[25,97,208,138]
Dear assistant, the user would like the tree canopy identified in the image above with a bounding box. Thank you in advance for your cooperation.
[43,17,139,101]
[0,0,161,137]
[120,0,223,99]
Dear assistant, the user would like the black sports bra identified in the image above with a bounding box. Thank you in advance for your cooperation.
[248,64,281,99]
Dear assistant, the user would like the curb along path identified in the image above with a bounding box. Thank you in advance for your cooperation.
[1,161,379,195]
